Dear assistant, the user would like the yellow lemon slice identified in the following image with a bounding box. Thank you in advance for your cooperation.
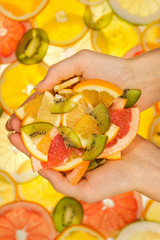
[56,224,105,240]
[109,0,160,24]
[0,0,48,21]
[32,0,87,46]
[18,175,64,212]
[142,22,160,51]
[0,170,17,207]
[91,15,140,57]
[0,113,29,177]
[0,61,48,115]
[144,200,160,222]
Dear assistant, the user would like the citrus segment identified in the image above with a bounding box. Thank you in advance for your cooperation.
[0,61,48,114]
[143,200,160,222]
[0,201,57,239]
[81,191,142,237]
[54,78,79,91]
[149,116,160,148]
[66,161,90,185]
[99,107,140,158]
[109,97,127,111]
[56,224,105,240]
[109,0,160,24]
[115,221,160,240]
[32,0,87,46]
[0,170,17,207]
[0,113,29,178]
[155,101,160,114]
[0,0,48,21]
[91,16,140,57]
[58,89,74,100]
[142,22,160,51]
[107,151,121,160]
[105,123,120,143]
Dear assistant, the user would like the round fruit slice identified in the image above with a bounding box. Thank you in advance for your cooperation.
[123,44,144,58]
[99,107,140,158]
[121,89,141,108]
[53,197,83,232]
[109,0,160,24]
[73,79,123,106]
[16,28,49,65]
[0,0,48,21]
[32,0,87,46]
[0,170,17,207]
[143,200,160,222]
[56,224,105,240]
[91,15,140,57]
[0,13,31,64]
[142,22,160,51]
[115,221,160,240]
[0,113,29,178]
[149,116,160,148]
[78,0,104,6]
[18,176,64,212]
[81,191,142,237]
[0,201,57,239]
[155,101,160,114]
[54,78,79,91]
[0,61,48,115]
[84,1,112,30]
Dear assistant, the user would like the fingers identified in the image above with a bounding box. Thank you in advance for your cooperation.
[8,132,31,157]
[6,115,21,132]
[35,50,91,92]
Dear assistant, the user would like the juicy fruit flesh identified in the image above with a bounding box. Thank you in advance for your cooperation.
[121,89,141,108]
[21,122,53,138]
[53,197,83,232]
[51,97,77,113]
[58,126,82,148]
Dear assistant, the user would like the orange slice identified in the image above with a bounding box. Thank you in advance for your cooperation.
[143,200,160,222]
[0,0,48,21]
[56,224,105,240]
[0,170,18,207]
[142,22,160,51]
[58,89,74,99]
[32,0,87,46]
[149,115,160,148]
[155,101,160,114]
[0,61,48,115]
[91,15,140,57]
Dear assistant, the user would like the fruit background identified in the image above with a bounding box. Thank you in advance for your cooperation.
[0,0,160,239]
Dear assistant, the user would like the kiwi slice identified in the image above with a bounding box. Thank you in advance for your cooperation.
[84,6,112,30]
[58,126,82,148]
[51,96,77,113]
[87,158,107,171]
[0,106,3,116]
[87,103,110,134]
[21,122,53,138]
[121,89,141,108]
[16,28,49,65]
[53,197,83,232]
[83,134,107,161]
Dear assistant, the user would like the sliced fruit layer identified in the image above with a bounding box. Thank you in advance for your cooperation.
[58,126,82,148]
[83,134,107,161]
[149,116,160,148]
[56,224,105,240]
[0,170,17,207]
[16,28,49,65]
[0,61,48,114]
[0,201,57,239]
[81,191,142,237]
[99,107,140,158]
[53,197,83,232]
[0,0,48,21]
[18,176,64,212]
[51,96,77,113]
[121,89,141,108]
[107,151,121,160]
[109,0,160,24]
[91,15,140,57]
[58,89,74,99]
[54,78,79,91]
[109,97,127,111]
[33,0,87,46]
[78,0,104,6]
[143,200,160,222]
[115,221,160,240]
[155,101,160,114]
[105,123,120,143]
[142,22,160,51]
[87,158,107,171]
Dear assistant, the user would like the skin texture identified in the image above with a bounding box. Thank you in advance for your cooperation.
[6,49,160,203]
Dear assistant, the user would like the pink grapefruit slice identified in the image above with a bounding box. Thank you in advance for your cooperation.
[98,107,140,158]
[81,191,142,238]
[0,201,57,239]
[123,44,144,58]
[0,13,31,64]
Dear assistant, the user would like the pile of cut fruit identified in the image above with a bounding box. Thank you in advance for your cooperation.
[15,79,141,185]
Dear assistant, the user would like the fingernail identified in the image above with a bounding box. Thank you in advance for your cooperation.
[7,116,14,127]
[38,170,48,179]
[7,132,12,140]
[34,80,44,89]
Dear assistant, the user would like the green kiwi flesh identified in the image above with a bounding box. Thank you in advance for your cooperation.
[51,96,77,113]
[121,89,141,108]
[21,122,53,138]
[87,158,107,171]
[83,134,107,161]
[58,126,82,148]
[52,197,83,232]
[16,28,49,65]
